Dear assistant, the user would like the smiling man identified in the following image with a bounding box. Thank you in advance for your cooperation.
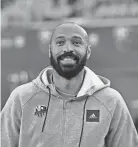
[49,23,91,97]
[1,22,138,147]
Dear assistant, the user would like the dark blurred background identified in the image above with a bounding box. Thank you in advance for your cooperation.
[1,0,138,132]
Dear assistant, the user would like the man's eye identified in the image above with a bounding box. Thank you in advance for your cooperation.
[73,41,81,46]
[56,41,64,46]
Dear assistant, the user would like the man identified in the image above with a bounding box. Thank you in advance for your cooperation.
[1,22,138,147]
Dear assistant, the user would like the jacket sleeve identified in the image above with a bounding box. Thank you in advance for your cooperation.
[106,92,138,147]
[1,88,22,147]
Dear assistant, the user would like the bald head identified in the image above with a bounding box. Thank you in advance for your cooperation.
[50,22,89,44]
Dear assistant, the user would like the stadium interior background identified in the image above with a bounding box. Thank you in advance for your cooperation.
[1,0,138,132]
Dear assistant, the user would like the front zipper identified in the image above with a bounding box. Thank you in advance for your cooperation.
[61,100,66,147]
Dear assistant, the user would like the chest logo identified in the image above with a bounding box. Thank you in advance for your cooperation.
[34,105,47,117]
[86,110,100,122]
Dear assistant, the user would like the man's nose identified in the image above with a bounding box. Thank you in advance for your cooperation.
[63,42,73,52]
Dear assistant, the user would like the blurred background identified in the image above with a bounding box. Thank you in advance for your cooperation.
[1,0,138,131]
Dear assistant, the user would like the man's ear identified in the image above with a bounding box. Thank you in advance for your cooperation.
[49,45,51,58]
[87,45,91,59]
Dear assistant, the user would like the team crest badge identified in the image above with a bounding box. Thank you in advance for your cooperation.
[34,105,47,117]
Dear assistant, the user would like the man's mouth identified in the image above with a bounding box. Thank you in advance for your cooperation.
[60,56,77,65]
[61,56,75,60]
[59,55,76,60]
[57,52,79,66]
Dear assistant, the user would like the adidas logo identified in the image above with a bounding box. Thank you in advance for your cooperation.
[89,113,97,119]
[86,110,100,122]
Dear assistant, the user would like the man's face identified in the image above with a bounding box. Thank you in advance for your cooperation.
[50,23,90,79]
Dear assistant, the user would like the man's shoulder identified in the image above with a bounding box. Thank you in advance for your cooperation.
[10,81,41,107]
[94,87,123,101]
[94,87,127,115]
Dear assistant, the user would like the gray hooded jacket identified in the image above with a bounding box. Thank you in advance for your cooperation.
[1,66,138,147]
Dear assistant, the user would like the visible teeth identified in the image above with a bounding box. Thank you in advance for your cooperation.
[60,57,76,64]
[63,58,73,61]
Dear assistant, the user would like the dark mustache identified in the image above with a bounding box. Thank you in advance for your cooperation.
[57,52,79,60]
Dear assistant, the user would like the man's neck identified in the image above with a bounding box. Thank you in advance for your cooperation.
[52,69,85,97]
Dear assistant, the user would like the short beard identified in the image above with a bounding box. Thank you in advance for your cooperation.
[50,52,87,80]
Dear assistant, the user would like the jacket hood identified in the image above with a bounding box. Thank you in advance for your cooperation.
[33,66,110,99]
